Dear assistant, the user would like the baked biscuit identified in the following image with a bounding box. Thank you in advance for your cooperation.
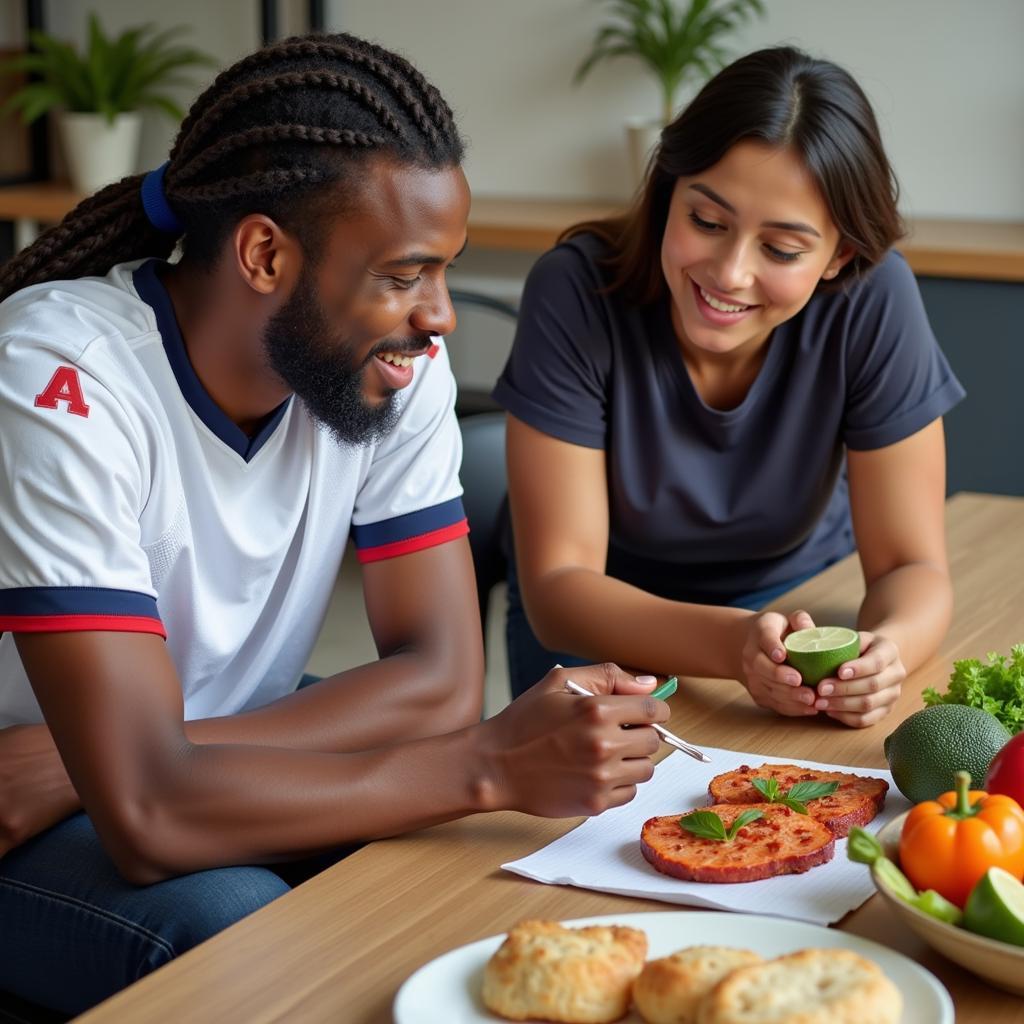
[695,947,902,1024]
[481,919,647,1023]
[641,804,835,883]
[708,764,888,838]
[632,945,763,1024]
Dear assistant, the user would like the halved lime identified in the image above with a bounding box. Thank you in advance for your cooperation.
[784,626,860,686]
[963,867,1024,946]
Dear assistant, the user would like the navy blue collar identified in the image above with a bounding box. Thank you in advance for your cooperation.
[133,259,290,462]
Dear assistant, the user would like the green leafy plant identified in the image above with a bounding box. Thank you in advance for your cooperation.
[573,0,766,124]
[679,808,763,841]
[751,777,839,815]
[0,14,216,125]
[923,645,1024,735]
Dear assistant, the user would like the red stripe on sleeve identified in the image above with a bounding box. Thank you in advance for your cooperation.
[0,614,167,638]
[356,519,469,564]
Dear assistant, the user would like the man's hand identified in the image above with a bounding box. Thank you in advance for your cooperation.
[475,663,667,818]
[740,609,821,718]
[0,724,79,855]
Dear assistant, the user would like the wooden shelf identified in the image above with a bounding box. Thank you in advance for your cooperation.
[0,181,83,223]
[2,183,1022,283]
[898,218,1024,282]
[466,197,623,252]
[468,196,1024,283]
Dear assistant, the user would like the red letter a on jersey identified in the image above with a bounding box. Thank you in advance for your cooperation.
[34,366,90,418]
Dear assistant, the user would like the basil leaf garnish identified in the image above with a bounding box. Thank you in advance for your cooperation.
[785,781,840,803]
[679,808,764,842]
[726,808,765,839]
[750,776,839,815]
[679,810,727,841]
[751,777,780,801]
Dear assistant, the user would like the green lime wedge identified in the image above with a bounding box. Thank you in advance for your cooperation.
[784,626,860,686]
[871,856,918,903]
[913,889,963,926]
[963,867,1024,946]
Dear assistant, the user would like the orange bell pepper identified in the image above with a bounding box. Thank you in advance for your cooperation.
[900,770,1024,908]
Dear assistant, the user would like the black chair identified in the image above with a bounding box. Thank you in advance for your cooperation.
[458,411,509,641]
[448,288,518,419]
[448,287,517,641]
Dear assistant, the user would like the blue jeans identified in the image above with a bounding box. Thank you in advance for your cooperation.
[0,674,350,1017]
[0,813,292,1015]
[505,561,824,699]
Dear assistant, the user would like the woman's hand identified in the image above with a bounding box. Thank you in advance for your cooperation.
[739,609,821,717]
[813,630,905,728]
[740,611,905,728]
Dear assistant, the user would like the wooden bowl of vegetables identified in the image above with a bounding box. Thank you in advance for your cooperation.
[856,772,1024,996]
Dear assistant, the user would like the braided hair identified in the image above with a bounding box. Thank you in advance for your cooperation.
[0,33,464,301]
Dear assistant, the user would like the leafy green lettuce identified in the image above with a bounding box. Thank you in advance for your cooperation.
[923,644,1024,734]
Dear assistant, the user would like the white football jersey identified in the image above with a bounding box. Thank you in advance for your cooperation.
[0,260,467,726]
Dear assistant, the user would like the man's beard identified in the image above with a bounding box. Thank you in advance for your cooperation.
[261,272,404,446]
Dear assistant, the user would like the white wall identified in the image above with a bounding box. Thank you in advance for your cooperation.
[332,0,1024,222]
[10,0,1021,220]
[35,0,262,171]
[9,0,1018,388]
[0,6,20,42]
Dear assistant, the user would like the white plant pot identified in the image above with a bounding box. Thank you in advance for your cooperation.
[625,117,665,192]
[58,111,143,195]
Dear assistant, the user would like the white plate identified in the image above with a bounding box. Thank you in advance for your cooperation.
[393,911,953,1024]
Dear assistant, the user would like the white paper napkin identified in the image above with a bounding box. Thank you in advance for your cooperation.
[502,747,911,925]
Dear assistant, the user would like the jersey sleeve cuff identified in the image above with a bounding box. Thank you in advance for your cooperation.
[0,587,166,638]
[352,497,469,564]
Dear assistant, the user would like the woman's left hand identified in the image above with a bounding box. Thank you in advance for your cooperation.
[812,630,905,728]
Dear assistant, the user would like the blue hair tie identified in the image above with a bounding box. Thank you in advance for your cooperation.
[141,162,183,235]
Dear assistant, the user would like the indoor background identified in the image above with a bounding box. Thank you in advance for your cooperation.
[2,0,1021,712]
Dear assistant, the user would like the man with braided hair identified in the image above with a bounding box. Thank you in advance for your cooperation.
[0,33,667,1015]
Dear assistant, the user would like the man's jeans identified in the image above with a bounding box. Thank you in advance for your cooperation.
[0,674,339,1016]
[0,812,292,1014]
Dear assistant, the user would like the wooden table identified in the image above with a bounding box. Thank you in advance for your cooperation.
[75,492,1024,1023]
[466,197,1024,283]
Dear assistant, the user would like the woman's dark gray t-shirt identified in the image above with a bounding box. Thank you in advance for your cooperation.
[492,235,965,604]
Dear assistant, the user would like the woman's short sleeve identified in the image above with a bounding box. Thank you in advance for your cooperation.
[842,253,965,450]
[492,241,613,449]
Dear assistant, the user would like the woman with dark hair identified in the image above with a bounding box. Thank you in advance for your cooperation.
[495,46,964,725]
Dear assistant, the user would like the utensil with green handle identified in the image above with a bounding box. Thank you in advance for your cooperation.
[652,677,677,701]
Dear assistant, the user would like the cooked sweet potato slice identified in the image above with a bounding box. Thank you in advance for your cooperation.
[707,763,888,837]
[640,803,835,883]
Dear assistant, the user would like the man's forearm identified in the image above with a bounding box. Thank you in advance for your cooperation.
[90,724,493,884]
[3,648,483,843]
[857,561,953,673]
[187,648,483,752]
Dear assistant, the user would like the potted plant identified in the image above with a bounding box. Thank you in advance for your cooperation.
[574,0,765,186]
[0,14,215,195]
